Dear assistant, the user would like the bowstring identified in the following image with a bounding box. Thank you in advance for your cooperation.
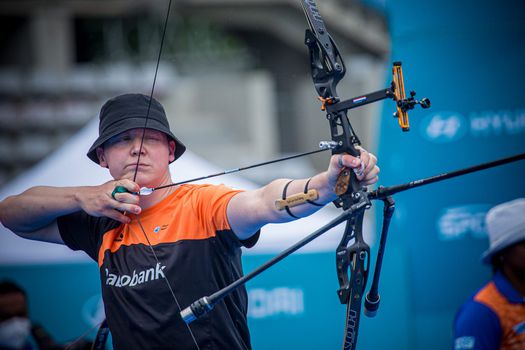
[131,0,201,349]
[63,320,104,350]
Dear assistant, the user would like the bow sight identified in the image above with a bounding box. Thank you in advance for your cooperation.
[302,2,430,134]
[305,36,431,132]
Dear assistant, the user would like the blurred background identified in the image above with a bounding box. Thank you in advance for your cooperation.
[0,0,524,349]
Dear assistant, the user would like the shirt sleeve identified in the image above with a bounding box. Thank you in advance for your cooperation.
[190,184,260,248]
[57,211,119,261]
[453,299,502,350]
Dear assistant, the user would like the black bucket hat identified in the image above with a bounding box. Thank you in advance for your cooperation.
[87,93,186,164]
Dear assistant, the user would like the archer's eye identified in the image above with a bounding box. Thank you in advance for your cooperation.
[145,135,162,142]
[143,131,166,143]
[105,134,132,147]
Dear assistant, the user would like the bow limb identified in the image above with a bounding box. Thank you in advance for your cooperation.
[302,2,369,347]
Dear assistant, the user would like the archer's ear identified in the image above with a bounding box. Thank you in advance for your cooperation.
[96,147,108,168]
[168,140,176,163]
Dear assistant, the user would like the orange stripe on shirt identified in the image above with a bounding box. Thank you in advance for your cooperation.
[475,281,525,349]
[97,184,242,266]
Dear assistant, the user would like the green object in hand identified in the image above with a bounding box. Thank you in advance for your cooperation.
[111,186,129,200]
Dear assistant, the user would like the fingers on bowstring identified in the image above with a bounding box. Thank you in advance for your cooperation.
[112,191,140,206]
[110,180,140,202]
[117,179,140,193]
[107,180,141,220]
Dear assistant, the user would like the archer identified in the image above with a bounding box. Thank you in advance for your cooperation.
[0,93,379,350]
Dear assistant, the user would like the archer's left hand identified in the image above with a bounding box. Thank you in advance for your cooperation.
[327,147,379,187]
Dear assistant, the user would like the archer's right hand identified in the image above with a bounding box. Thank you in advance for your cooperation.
[77,180,141,223]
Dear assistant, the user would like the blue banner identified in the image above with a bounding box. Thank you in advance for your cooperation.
[377,0,525,348]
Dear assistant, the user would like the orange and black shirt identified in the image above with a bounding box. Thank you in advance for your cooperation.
[57,184,259,350]
[454,271,525,349]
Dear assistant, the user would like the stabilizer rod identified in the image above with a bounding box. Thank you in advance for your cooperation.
[370,153,525,200]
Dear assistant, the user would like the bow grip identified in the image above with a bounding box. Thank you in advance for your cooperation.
[334,148,363,198]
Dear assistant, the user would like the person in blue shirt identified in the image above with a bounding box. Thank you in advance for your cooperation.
[453,198,525,350]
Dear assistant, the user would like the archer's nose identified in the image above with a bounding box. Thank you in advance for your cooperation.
[131,137,145,156]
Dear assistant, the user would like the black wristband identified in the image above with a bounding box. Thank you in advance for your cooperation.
[304,178,323,207]
[282,180,300,219]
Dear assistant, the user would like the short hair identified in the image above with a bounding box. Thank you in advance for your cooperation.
[0,280,26,297]
[490,238,525,273]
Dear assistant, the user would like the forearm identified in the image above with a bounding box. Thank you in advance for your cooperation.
[228,151,379,239]
[0,186,84,233]
[259,171,337,222]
